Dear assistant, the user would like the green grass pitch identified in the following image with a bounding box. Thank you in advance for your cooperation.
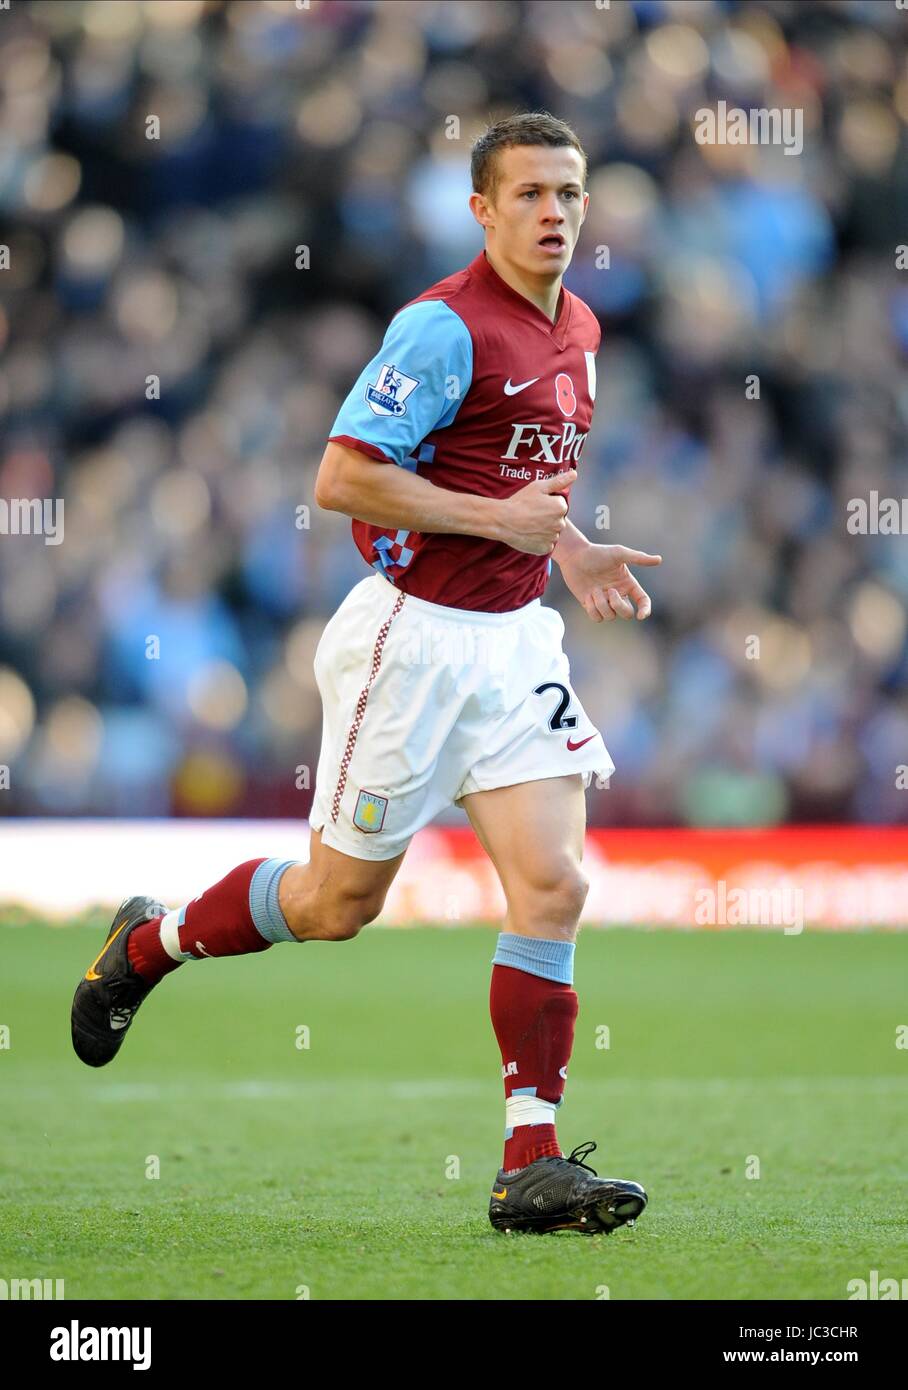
[1,921,905,1300]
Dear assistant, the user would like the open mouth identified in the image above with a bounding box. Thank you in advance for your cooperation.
[538,234,565,250]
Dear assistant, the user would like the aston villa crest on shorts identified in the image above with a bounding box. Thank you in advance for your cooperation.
[365,362,420,417]
[353,789,389,833]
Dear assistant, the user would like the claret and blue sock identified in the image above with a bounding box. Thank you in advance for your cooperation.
[489,931,578,1175]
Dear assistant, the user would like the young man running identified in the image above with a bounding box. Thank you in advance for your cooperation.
[72,112,661,1237]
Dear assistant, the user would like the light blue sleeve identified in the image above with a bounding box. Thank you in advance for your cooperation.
[327,299,473,466]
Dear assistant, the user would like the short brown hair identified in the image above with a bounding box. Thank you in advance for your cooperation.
[470,112,587,203]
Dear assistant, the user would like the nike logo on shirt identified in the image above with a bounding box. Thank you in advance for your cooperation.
[503,377,540,395]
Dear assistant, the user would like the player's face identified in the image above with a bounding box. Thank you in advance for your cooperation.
[480,145,588,278]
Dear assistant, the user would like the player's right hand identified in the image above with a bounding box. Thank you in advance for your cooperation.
[498,468,577,554]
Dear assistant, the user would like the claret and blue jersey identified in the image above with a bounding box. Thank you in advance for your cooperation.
[328,249,601,613]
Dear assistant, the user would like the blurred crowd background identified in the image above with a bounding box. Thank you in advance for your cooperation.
[0,0,906,828]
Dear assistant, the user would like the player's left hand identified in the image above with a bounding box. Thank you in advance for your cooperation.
[560,543,662,622]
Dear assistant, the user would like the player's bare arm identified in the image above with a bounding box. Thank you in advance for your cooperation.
[316,440,578,556]
[552,517,663,622]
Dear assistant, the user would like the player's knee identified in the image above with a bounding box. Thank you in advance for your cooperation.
[524,860,589,928]
[319,886,388,941]
[555,862,589,919]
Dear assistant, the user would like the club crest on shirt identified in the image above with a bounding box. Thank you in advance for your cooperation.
[365,363,421,418]
[353,789,389,832]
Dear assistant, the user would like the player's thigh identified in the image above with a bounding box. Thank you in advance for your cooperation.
[460,774,589,935]
[280,827,407,941]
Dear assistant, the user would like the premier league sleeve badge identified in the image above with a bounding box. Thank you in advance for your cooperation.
[365,363,421,417]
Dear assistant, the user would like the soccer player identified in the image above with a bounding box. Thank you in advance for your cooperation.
[72,112,661,1237]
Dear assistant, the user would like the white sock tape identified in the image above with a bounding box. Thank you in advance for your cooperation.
[506,1094,558,1129]
[159,909,193,963]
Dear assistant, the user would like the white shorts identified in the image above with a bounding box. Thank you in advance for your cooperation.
[308,572,615,860]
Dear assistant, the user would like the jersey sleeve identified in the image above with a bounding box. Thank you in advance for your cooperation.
[327,298,473,466]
